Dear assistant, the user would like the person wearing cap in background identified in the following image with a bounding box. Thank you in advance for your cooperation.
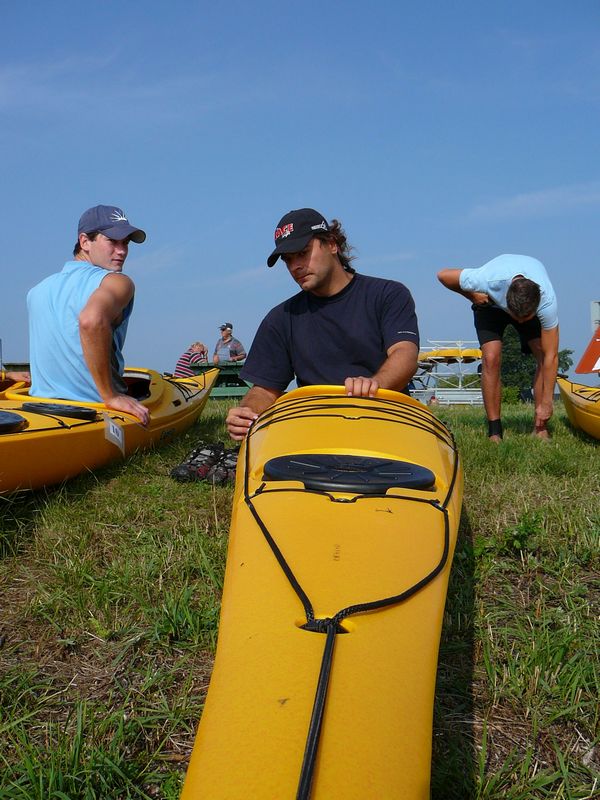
[226,208,419,440]
[174,341,208,377]
[27,205,149,425]
[213,323,246,365]
[437,254,559,442]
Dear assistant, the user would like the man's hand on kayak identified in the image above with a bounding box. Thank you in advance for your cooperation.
[226,405,259,441]
[226,385,282,440]
[105,393,149,426]
[345,376,379,397]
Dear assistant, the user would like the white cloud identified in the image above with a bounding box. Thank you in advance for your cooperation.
[0,53,270,120]
[127,244,189,275]
[467,182,600,221]
[361,251,415,267]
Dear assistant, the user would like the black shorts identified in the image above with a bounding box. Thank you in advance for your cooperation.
[471,303,541,355]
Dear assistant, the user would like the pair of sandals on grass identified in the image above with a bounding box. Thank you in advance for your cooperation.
[170,441,239,485]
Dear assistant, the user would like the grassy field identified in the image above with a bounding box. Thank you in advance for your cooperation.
[0,398,598,799]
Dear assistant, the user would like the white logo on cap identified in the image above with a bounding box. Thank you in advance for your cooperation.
[311,221,328,231]
[110,209,128,222]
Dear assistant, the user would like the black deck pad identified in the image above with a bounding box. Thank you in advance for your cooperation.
[262,453,435,493]
[0,411,27,434]
[21,402,98,420]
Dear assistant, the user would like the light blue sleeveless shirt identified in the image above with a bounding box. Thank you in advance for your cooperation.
[27,261,133,402]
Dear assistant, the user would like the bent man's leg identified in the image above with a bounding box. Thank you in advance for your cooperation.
[527,337,551,439]
[480,340,503,441]
[472,303,509,441]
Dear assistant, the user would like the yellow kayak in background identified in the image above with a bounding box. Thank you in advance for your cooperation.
[557,377,600,441]
[0,367,219,493]
[182,385,463,799]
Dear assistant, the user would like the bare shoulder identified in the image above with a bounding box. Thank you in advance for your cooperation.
[99,271,135,300]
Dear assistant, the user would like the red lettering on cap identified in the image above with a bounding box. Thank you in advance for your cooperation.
[275,223,294,241]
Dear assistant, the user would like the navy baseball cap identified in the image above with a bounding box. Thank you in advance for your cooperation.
[78,205,146,243]
[219,322,233,330]
[267,208,329,267]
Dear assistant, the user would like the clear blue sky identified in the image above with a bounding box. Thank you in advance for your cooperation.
[2,1,599,383]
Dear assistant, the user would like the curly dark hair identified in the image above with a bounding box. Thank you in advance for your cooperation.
[313,219,356,273]
[506,277,541,319]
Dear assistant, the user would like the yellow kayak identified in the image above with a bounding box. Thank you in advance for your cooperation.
[0,367,219,493]
[418,346,481,364]
[182,385,463,799]
[557,377,600,440]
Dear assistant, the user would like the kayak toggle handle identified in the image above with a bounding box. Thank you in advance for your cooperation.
[301,617,348,634]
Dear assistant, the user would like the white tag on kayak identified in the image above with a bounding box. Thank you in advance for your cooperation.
[103,413,125,454]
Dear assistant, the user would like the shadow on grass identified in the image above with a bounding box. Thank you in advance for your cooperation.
[431,507,476,799]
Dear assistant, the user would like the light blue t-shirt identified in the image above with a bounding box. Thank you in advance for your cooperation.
[459,254,558,329]
[27,261,133,402]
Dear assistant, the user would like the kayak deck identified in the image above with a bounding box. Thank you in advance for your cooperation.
[182,386,463,799]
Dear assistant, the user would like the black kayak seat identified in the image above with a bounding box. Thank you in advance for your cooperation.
[262,454,435,493]
[21,402,98,421]
[0,410,27,434]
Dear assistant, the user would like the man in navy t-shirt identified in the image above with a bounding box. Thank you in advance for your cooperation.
[226,208,419,440]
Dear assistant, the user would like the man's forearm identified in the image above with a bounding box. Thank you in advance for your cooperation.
[241,385,282,414]
[79,323,117,402]
[540,353,558,406]
[437,269,488,304]
[373,344,418,392]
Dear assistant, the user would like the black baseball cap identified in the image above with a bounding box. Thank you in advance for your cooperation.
[219,322,233,330]
[267,208,329,267]
[78,205,146,243]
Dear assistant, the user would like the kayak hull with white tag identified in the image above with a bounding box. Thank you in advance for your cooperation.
[0,367,218,493]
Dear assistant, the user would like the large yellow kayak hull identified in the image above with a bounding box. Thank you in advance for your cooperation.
[0,367,219,493]
[182,385,463,799]
[557,377,600,440]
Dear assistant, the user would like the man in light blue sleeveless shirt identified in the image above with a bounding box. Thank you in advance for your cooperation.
[27,205,149,424]
[437,254,559,442]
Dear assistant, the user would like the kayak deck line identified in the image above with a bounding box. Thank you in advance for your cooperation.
[182,385,463,800]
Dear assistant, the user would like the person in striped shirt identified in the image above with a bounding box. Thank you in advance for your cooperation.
[174,342,208,377]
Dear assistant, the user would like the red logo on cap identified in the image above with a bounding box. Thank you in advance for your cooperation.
[275,223,294,241]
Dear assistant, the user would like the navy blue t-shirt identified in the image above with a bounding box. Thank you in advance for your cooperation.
[240,273,419,392]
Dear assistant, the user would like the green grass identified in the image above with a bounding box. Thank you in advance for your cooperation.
[432,402,599,799]
[1,399,598,798]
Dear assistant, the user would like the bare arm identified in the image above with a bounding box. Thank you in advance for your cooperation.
[534,326,559,427]
[437,268,489,305]
[5,371,31,384]
[79,273,149,425]
[344,341,419,398]
[226,385,282,440]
